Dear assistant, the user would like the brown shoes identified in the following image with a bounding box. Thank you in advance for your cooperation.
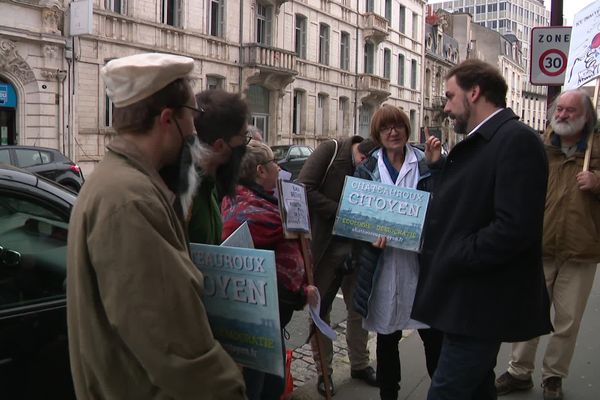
[542,377,563,400]
[495,371,533,395]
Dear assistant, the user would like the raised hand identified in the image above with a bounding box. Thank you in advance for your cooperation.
[424,127,442,163]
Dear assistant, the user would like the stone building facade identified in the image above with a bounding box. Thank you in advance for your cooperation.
[1,0,426,174]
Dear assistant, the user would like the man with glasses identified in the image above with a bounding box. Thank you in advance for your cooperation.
[188,89,251,245]
[67,53,246,399]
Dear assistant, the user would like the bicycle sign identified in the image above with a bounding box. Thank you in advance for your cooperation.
[530,26,572,85]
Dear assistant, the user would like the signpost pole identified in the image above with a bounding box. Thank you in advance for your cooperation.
[547,0,564,107]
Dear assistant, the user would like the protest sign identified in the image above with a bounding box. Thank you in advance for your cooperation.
[564,0,600,89]
[190,243,283,377]
[276,179,311,236]
[332,176,430,252]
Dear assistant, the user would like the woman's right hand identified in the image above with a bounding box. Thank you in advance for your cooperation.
[424,127,442,163]
[372,236,387,249]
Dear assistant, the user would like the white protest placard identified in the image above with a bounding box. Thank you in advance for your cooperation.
[564,0,600,89]
[276,179,311,235]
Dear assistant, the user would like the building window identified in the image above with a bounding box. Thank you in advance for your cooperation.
[105,0,125,14]
[248,84,269,140]
[105,94,114,127]
[340,31,350,71]
[365,0,374,13]
[412,12,418,40]
[256,3,272,45]
[206,75,224,90]
[487,3,497,12]
[339,97,350,134]
[317,93,329,136]
[398,54,405,86]
[319,23,330,65]
[295,15,307,59]
[209,0,225,37]
[410,59,417,89]
[385,0,392,21]
[383,48,391,79]
[293,90,305,135]
[161,0,182,27]
[409,110,416,138]
[399,6,405,34]
[499,2,507,11]
[364,42,374,74]
[359,104,372,137]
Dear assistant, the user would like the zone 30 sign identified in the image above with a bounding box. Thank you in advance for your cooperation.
[530,26,572,85]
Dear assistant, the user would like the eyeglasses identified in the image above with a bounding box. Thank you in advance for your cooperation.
[179,104,204,118]
[259,158,276,166]
[243,130,253,144]
[379,124,405,135]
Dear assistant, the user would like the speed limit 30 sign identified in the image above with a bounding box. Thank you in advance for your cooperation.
[530,26,572,86]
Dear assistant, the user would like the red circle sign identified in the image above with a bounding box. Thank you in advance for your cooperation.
[539,49,567,77]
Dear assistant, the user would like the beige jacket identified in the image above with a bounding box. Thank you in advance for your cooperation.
[67,137,245,399]
[543,131,600,263]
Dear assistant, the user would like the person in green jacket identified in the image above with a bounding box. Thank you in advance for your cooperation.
[188,89,251,244]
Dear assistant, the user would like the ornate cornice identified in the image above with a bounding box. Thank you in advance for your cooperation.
[0,39,36,84]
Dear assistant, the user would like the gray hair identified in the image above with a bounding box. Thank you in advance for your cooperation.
[246,125,264,142]
[238,140,273,182]
[549,89,597,136]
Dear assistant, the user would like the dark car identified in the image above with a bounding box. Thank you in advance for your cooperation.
[0,164,76,399]
[0,146,85,192]
[271,144,313,180]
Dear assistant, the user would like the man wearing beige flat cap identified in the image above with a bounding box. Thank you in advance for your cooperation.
[67,53,246,400]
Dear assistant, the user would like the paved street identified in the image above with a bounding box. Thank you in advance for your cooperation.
[286,269,600,399]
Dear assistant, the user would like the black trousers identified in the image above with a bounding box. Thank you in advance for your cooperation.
[376,328,443,400]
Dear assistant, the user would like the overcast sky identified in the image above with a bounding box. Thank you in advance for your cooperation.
[544,0,595,25]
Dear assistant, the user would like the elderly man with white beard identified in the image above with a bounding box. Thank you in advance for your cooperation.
[496,89,600,400]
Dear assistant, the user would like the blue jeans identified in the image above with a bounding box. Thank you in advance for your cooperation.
[427,333,501,400]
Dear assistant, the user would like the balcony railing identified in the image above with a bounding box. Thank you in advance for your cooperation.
[242,44,296,72]
[361,13,389,44]
[358,74,390,93]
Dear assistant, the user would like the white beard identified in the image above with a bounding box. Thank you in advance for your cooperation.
[551,115,586,137]
[179,138,212,220]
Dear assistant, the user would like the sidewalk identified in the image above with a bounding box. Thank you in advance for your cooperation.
[288,271,600,400]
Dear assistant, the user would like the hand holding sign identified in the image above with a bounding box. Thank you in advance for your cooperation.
[424,127,442,163]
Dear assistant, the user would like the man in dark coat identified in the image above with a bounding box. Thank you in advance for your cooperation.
[297,136,378,395]
[412,59,552,400]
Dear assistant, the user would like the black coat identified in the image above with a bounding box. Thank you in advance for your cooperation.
[411,109,552,342]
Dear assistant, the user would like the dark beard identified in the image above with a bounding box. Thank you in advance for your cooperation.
[215,144,246,200]
[159,135,209,218]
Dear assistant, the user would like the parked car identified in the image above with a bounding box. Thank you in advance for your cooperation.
[0,146,85,192]
[0,164,76,399]
[271,144,313,180]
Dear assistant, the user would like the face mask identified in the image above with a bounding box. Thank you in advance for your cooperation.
[215,143,246,200]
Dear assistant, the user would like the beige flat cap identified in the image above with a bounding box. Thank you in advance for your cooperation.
[101,53,194,108]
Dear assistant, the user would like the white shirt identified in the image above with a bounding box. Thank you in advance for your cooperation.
[467,108,504,136]
[362,146,429,334]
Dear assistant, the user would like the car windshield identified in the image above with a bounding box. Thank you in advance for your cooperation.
[271,146,289,161]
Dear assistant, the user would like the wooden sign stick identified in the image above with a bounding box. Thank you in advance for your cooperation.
[583,78,599,172]
[299,233,332,400]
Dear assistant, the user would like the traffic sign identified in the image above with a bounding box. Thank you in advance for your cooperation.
[530,26,572,86]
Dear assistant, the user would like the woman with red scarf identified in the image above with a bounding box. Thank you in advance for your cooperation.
[221,140,318,400]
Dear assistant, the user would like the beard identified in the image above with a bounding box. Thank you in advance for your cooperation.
[450,97,471,134]
[551,114,586,137]
[215,144,246,200]
[160,135,212,219]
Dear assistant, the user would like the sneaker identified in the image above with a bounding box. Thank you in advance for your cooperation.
[495,371,533,396]
[350,366,378,387]
[317,374,335,397]
[542,377,563,400]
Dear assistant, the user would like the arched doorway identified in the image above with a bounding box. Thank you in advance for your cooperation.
[0,79,17,145]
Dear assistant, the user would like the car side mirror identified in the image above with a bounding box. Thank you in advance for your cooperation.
[0,246,21,267]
